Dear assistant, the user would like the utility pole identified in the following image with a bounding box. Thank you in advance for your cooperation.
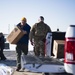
[8,24,10,34]
[14,24,16,28]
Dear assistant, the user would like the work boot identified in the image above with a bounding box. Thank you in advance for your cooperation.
[1,58,6,60]
[16,64,21,71]
[1,57,7,60]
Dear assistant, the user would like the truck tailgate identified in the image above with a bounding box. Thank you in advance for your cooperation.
[21,55,65,73]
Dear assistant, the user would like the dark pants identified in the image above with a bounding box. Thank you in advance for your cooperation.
[16,44,28,68]
[0,47,6,60]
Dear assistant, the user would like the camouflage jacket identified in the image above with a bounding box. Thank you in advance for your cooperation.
[29,21,51,42]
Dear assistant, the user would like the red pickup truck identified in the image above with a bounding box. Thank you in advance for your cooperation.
[64,25,75,75]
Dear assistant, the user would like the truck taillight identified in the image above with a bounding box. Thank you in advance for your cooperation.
[65,38,75,64]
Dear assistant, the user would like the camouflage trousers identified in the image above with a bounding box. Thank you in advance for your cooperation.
[16,44,28,68]
[34,40,45,56]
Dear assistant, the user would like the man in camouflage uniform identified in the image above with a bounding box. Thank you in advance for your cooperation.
[29,16,51,56]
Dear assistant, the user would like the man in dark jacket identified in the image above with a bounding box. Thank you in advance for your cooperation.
[16,17,31,71]
[0,33,6,60]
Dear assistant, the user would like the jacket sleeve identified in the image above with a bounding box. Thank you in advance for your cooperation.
[29,24,36,41]
[46,24,51,32]
[26,26,31,35]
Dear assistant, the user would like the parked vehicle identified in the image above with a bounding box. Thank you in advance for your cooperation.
[64,25,75,75]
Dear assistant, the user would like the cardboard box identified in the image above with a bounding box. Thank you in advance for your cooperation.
[7,26,25,44]
[53,40,65,58]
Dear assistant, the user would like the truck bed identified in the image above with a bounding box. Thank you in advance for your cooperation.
[22,55,63,65]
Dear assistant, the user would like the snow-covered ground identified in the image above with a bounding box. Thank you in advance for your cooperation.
[4,41,33,51]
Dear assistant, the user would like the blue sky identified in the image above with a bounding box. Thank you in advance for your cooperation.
[0,0,75,34]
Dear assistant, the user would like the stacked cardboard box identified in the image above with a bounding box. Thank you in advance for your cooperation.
[53,40,65,58]
[7,26,25,44]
